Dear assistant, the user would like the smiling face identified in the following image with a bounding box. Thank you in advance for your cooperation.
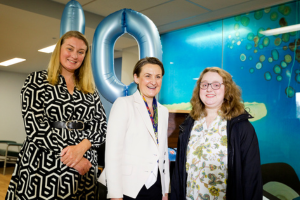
[199,71,225,111]
[59,37,87,74]
[134,63,163,102]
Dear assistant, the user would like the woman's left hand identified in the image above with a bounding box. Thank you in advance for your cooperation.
[162,193,168,200]
[73,158,92,175]
[61,139,92,167]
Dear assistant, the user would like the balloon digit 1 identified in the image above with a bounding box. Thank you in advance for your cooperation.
[60,0,85,37]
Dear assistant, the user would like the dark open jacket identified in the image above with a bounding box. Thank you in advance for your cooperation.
[170,113,263,200]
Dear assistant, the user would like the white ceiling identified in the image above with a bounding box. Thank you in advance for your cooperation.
[0,0,293,74]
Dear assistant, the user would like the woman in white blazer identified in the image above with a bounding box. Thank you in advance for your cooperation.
[98,57,169,200]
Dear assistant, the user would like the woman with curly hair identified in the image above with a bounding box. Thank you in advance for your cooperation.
[170,67,262,200]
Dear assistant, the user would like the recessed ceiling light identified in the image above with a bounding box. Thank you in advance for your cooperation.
[0,58,26,67]
[38,44,56,53]
[260,24,300,36]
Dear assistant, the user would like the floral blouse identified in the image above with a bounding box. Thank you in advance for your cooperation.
[186,115,228,200]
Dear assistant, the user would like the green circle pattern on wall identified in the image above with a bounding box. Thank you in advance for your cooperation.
[228,4,299,98]
[264,71,272,80]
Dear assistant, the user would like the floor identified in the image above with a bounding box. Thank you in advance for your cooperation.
[0,167,14,199]
[0,166,273,200]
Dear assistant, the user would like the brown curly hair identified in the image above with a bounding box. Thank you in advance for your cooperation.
[190,67,245,120]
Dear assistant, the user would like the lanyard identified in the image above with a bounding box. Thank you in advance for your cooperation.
[142,95,159,145]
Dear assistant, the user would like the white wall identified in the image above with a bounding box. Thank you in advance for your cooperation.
[0,71,28,146]
[121,46,139,85]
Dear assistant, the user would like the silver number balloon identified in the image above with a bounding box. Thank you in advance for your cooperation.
[92,9,162,103]
[60,0,85,37]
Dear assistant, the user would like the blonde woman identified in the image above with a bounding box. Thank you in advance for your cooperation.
[6,31,107,200]
[171,67,262,200]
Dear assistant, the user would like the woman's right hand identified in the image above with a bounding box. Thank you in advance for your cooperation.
[73,157,92,175]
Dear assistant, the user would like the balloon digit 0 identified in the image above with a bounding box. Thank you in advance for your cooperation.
[92,9,162,103]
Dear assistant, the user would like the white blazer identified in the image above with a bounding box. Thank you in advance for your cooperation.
[98,91,170,199]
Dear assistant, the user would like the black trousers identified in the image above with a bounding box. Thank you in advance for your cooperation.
[123,170,162,200]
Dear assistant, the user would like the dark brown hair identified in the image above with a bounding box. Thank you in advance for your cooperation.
[190,67,245,120]
[133,57,164,77]
[133,57,164,89]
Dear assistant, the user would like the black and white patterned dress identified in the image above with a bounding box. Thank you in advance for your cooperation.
[6,70,107,200]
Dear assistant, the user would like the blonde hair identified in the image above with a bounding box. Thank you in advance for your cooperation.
[47,31,95,94]
[190,67,245,120]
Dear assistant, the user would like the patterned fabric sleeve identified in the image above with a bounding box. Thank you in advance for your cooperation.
[20,71,57,152]
[86,90,107,149]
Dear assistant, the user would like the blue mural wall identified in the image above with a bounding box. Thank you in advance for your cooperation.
[160,1,300,178]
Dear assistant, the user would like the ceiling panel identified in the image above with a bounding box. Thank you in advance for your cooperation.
[0,0,294,74]
[53,0,172,17]
[0,3,96,74]
[190,0,251,11]
[53,0,92,6]
[0,4,59,74]
[141,0,208,26]
[157,0,292,33]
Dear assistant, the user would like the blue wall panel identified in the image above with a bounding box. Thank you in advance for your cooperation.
[160,20,223,104]
[160,2,300,178]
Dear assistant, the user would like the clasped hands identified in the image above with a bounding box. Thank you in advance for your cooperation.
[60,139,92,175]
